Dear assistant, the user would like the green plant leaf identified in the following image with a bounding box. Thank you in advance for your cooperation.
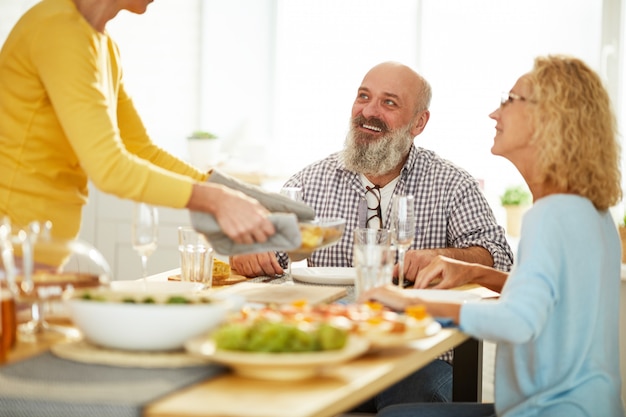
[500,185,532,206]
[189,130,218,139]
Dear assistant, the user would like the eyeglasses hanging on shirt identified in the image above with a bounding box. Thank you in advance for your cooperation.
[364,185,382,228]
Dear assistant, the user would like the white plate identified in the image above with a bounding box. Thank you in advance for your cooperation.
[291,267,356,285]
[185,335,369,380]
[403,289,481,304]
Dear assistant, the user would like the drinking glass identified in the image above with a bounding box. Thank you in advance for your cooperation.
[178,227,214,289]
[132,203,158,280]
[280,187,303,283]
[390,195,416,288]
[353,227,394,298]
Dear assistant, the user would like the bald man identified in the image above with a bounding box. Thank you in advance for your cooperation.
[231,62,513,411]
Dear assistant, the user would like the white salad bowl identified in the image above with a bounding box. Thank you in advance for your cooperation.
[67,289,244,351]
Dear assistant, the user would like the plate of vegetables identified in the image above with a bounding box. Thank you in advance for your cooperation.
[185,305,369,380]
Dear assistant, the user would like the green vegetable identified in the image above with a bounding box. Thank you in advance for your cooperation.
[212,319,348,353]
[166,295,191,304]
[77,292,212,304]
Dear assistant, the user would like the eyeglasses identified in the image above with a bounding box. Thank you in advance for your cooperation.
[365,185,382,228]
[500,91,527,108]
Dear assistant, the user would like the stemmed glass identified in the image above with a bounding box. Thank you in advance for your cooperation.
[391,195,416,288]
[132,203,159,281]
[280,187,303,283]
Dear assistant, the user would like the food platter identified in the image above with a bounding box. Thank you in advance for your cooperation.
[362,320,441,349]
[185,335,369,380]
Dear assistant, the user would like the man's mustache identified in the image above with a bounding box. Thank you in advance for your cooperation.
[352,115,389,134]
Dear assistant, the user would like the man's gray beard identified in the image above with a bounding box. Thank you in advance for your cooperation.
[343,123,414,176]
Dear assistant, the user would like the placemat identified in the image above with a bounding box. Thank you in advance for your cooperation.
[50,340,210,368]
[0,351,224,417]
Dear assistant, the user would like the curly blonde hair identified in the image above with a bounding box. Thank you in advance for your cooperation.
[526,55,622,211]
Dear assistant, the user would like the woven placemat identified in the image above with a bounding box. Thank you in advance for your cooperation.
[50,340,210,368]
[0,351,224,417]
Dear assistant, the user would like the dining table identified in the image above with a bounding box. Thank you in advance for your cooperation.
[0,268,491,417]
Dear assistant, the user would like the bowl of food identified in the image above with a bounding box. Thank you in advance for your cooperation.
[67,289,244,351]
[288,217,346,261]
[109,280,204,294]
[185,303,369,380]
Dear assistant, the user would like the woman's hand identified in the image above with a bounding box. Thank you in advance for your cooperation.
[360,284,461,325]
[412,255,473,289]
[187,183,276,244]
[358,284,416,311]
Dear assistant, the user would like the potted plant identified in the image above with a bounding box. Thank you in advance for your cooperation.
[500,185,532,237]
[187,130,221,170]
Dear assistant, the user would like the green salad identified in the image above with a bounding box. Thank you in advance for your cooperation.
[212,319,348,353]
[78,291,213,305]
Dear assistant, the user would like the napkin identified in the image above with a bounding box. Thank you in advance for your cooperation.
[189,169,316,256]
[206,169,316,221]
[190,212,302,256]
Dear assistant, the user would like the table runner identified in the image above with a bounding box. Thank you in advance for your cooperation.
[0,351,224,417]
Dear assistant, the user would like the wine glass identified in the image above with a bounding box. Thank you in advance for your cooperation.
[280,187,303,283]
[132,203,159,281]
[391,195,416,288]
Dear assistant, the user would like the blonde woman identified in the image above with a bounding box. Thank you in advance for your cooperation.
[366,56,624,417]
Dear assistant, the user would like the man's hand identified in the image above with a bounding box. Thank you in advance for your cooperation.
[230,252,283,277]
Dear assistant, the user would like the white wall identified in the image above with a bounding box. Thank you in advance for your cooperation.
[0,0,623,252]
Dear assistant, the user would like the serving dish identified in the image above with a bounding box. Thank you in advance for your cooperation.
[185,335,369,380]
[67,290,244,351]
[110,280,204,294]
[288,218,346,261]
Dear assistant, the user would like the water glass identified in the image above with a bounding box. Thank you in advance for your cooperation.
[353,243,394,299]
[353,227,392,246]
[353,228,394,298]
[178,227,214,289]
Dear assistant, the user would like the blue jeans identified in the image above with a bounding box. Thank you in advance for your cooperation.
[350,359,453,413]
[378,403,496,417]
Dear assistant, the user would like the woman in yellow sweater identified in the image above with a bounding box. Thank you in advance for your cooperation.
[0,0,275,245]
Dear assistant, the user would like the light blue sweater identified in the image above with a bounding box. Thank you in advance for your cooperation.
[461,195,624,417]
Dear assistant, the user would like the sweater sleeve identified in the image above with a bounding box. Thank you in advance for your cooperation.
[31,15,206,208]
[459,204,560,343]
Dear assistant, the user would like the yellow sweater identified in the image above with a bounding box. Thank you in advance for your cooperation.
[0,0,207,239]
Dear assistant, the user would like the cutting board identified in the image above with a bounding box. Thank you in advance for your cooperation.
[216,282,347,305]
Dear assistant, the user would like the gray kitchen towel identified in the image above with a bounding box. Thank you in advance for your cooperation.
[190,212,302,256]
[189,169,316,255]
[0,352,224,417]
[205,169,315,221]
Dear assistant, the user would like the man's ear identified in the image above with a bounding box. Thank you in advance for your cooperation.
[410,110,430,137]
